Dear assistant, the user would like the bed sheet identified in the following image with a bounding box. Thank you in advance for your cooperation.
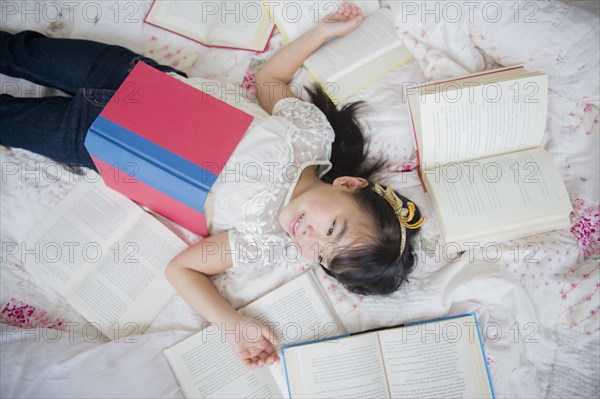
[1,1,599,398]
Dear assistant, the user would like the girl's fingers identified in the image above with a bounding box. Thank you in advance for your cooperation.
[325,0,362,22]
[340,2,361,17]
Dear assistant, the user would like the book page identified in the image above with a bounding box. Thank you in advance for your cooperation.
[66,214,184,338]
[163,330,283,398]
[240,271,345,345]
[319,34,411,103]
[21,178,146,295]
[304,8,401,82]
[378,315,493,398]
[240,271,347,394]
[146,0,274,51]
[267,0,381,42]
[284,333,390,398]
[146,0,272,50]
[22,177,186,339]
[424,148,572,245]
[146,0,212,42]
[417,74,548,166]
[206,1,273,49]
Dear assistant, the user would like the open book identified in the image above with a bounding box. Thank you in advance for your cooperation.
[145,0,275,52]
[19,175,187,340]
[163,271,346,398]
[407,66,572,248]
[283,313,494,398]
[265,0,412,104]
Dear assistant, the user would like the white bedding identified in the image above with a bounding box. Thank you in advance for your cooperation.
[1,1,598,398]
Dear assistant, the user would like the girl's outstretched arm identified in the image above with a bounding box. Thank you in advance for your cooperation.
[165,232,280,367]
[166,3,364,369]
[255,1,363,114]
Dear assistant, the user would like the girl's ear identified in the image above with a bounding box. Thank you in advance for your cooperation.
[332,176,369,191]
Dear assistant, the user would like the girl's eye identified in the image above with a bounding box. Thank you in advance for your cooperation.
[327,221,336,236]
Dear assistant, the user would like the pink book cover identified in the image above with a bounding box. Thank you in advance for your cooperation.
[100,62,252,172]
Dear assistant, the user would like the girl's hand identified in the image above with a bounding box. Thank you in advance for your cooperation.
[226,315,281,368]
[316,1,363,41]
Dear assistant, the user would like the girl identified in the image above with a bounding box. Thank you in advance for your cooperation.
[1,3,423,368]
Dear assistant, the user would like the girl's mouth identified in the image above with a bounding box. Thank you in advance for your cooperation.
[288,213,304,237]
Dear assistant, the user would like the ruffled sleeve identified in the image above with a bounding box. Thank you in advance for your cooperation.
[272,98,335,168]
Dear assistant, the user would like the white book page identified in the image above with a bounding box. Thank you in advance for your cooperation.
[418,74,548,166]
[304,8,400,82]
[378,316,492,398]
[424,148,572,244]
[163,330,282,398]
[240,271,346,394]
[320,36,410,103]
[21,177,145,296]
[146,0,213,42]
[267,0,381,41]
[206,1,273,49]
[285,333,390,398]
[67,214,185,338]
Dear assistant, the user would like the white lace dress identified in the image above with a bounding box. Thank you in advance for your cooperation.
[173,75,335,270]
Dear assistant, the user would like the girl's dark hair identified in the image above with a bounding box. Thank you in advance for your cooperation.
[306,84,423,295]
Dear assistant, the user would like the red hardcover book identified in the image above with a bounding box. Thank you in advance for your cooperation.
[85,62,253,236]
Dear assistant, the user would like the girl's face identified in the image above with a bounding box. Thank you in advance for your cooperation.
[278,178,374,266]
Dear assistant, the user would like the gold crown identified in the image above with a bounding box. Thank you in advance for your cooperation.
[372,184,425,257]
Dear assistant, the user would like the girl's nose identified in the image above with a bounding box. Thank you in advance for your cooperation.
[302,224,329,243]
[303,224,328,241]
[302,224,314,239]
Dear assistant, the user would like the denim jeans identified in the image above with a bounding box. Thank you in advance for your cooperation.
[0,30,187,168]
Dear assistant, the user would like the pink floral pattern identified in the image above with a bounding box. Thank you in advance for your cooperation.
[240,58,265,97]
[393,162,418,173]
[318,272,363,319]
[1,298,64,330]
[142,36,201,75]
[568,101,600,136]
[558,260,600,334]
[570,199,600,258]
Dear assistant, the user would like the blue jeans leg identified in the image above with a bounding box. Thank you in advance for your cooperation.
[0,89,115,168]
[0,30,188,168]
[0,30,186,93]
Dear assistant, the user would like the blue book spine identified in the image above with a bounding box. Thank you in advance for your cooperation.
[85,117,219,213]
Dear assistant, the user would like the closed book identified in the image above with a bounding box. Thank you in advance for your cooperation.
[84,62,253,236]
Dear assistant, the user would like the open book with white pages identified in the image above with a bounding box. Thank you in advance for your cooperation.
[282,313,495,398]
[145,0,275,52]
[407,65,572,249]
[18,176,188,340]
